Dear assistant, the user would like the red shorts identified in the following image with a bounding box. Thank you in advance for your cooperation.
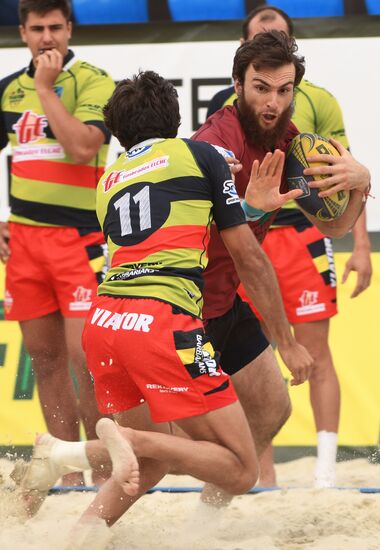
[5,223,106,321]
[82,296,237,422]
[238,226,337,324]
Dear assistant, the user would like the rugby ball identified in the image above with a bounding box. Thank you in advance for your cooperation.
[285,133,349,221]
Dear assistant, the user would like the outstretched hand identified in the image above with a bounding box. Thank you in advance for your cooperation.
[304,138,370,198]
[245,149,303,212]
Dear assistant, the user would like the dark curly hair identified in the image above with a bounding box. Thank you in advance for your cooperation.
[232,30,305,87]
[104,71,181,150]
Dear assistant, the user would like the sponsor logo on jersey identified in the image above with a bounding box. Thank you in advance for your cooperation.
[53,86,64,98]
[223,179,240,205]
[12,143,65,162]
[324,237,337,287]
[102,156,169,192]
[194,334,221,377]
[69,286,92,311]
[296,290,326,316]
[109,267,158,281]
[127,145,152,159]
[211,144,235,159]
[9,87,25,105]
[12,110,48,144]
[90,307,154,332]
[145,384,189,394]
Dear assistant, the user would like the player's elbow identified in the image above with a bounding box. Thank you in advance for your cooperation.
[70,146,97,165]
[315,220,351,239]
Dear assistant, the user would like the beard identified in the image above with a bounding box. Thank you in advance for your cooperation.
[236,93,293,151]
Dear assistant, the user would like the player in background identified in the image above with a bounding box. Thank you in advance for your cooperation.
[0,0,114,485]
[206,5,372,488]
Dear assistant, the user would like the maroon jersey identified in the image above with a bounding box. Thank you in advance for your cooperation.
[192,104,298,320]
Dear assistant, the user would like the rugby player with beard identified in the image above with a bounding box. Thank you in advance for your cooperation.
[191,30,371,508]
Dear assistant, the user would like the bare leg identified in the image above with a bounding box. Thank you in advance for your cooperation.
[64,317,106,484]
[201,346,290,505]
[12,403,169,522]
[79,399,258,533]
[103,401,258,491]
[64,318,103,439]
[294,320,340,433]
[294,319,339,486]
[257,443,277,486]
[20,312,83,486]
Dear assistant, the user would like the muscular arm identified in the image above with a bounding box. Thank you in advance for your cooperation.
[300,188,366,239]
[298,85,372,290]
[220,223,313,385]
[35,49,105,164]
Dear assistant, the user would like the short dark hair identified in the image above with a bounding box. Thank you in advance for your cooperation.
[232,30,305,87]
[103,71,181,150]
[18,0,71,25]
[242,6,294,40]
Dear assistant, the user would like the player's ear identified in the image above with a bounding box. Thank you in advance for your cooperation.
[239,37,245,45]
[19,25,27,43]
[67,20,72,39]
[234,79,242,97]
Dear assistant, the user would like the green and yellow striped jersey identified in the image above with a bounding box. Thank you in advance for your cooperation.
[96,137,246,318]
[0,50,115,230]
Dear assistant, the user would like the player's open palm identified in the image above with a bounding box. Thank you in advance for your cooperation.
[278,341,314,386]
[245,149,303,212]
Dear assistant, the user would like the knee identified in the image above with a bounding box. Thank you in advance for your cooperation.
[267,390,291,439]
[24,342,66,374]
[67,344,86,371]
[276,394,292,433]
[228,464,259,495]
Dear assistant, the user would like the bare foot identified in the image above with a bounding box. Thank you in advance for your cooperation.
[257,475,278,487]
[95,418,140,496]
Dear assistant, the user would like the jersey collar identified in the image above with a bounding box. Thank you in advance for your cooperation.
[127,138,165,155]
[26,49,75,78]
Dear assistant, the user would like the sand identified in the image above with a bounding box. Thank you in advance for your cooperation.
[0,457,379,550]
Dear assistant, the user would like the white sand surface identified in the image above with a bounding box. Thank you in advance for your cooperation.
[0,457,379,550]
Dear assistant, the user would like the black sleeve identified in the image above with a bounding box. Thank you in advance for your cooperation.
[206,86,235,119]
[0,112,7,151]
[0,82,8,150]
[0,69,25,150]
[185,139,246,231]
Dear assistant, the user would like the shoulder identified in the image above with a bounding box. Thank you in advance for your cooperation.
[193,106,242,151]
[183,137,228,165]
[297,79,339,104]
[69,59,113,81]
[207,85,235,117]
[0,68,25,100]
[296,79,345,124]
